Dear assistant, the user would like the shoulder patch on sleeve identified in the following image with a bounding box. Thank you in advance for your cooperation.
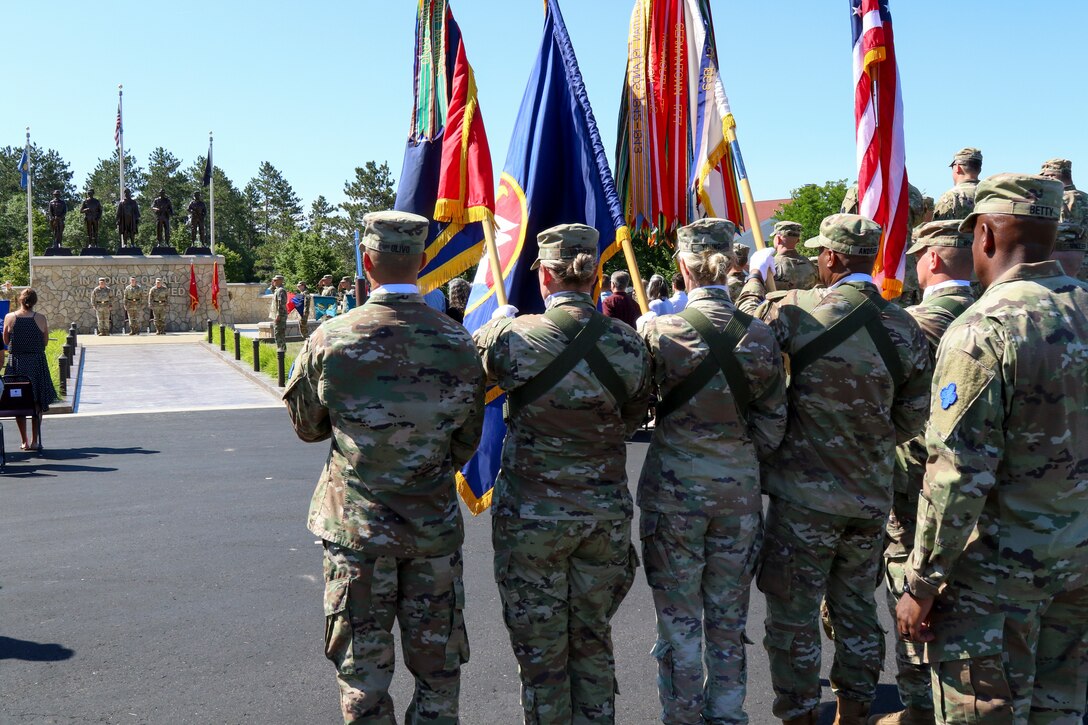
[929,348,996,442]
[766,291,790,301]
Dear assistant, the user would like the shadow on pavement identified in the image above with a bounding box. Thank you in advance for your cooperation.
[0,636,75,662]
[0,446,159,477]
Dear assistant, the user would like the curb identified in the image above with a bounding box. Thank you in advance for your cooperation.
[199,341,286,401]
[45,344,83,415]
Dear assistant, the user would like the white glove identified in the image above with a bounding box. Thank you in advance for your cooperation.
[635,311,658,333]
[491,304,519,320]
[749,247,777,281]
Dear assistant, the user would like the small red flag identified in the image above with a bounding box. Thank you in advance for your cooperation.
[211,261,220,312]
[189,261,199,311]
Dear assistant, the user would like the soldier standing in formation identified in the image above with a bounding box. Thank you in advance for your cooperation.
[726,243,749,300]
[769,221,818,291]
[91,277,112,335]
[871,220,976,725]
[933,148,982,221]
[295,281,310,337]
[269,275,288,352]
[898,174,1088,722]
[80,189,103,248]
[123,276,143,334]
[738,215,932,725]
[1040,158,1088,281]
[319,274,336,297]
[475,224,651,724]
[637,218,787,723]
[1052,222,1087,278]
[148,278,169,335]
[284,210,484,723]
[0,281,18,307]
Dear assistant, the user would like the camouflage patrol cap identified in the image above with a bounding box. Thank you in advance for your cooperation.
[906,220,973,255]
[949,147,983,167]
[339,277,351,284]
[1040,158,1072,177]
[959,173,1063,231]
[98,277,107,282]
[361,210,429,255]
[675,218,735,256]
[272,274,284,281]
[734,242,750,262]
[531,223,598,270]
[1054,222,1087,252]
[320,274,333,281]
[772,220,802,238]
[804,214,882,256]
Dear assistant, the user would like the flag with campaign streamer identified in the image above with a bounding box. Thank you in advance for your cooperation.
[616,0,745,236]
[456,0,630,514]
[188,262,199,311]
[394,0,494,294]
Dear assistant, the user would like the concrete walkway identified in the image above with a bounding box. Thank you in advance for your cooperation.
[75,334,282,416]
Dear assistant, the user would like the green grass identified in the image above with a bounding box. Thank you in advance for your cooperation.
[45,331,65,394]
[212,332,301,383]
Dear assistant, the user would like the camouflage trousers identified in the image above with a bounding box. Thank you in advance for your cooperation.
[882,487,932,711]
[299,315,308,338]
[756,497,885,720]
[274,318,287,351]
[640,510,762,725]
[95,307,111,335]
[125,304,142,334]
[321,542,468,725]
[151,305,167,335]
[925,583,1088,724]
[493,515,638,725]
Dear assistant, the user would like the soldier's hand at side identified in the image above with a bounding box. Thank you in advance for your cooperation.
[749,248,776,281]
[895,591,934,643]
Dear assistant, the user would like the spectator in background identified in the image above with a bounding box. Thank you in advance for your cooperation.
[447,277,470,324]
[602,270,640,327]
[669,272,687,311]
[647,274,674,316]
[424,286,447,313]
[3,288,55,452]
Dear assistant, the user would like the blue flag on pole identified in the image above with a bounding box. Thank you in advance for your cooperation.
[17,147,29,190]
[456,0,630,514]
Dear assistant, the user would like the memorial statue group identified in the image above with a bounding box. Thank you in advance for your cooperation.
[47,187,210,254]
[283,154,1088,725]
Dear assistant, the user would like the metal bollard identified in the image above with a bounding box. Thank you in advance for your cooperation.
[58,356,68,396]
[219,324,226,351]
[252,339,261,372]
[207,321,213,343]
[63,342,75,365]
[233,330,241,361]
[276,349,286,387]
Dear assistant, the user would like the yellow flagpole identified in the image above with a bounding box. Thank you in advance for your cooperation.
[620,231,649,314]
[481,217,508,307]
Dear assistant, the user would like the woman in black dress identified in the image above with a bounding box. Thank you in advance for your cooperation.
[4,288,56,451]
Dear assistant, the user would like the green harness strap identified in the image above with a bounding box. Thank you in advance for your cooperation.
[790,285,906,388]
[927,293,970,318]
[656,307,753,422]
[505,308,628,420]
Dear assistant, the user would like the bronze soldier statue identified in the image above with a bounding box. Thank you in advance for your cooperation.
[48,190,66,249]
[151,189,174,244]
[187,191,208,246]
[80,189,103,247]
[116,188,140,248]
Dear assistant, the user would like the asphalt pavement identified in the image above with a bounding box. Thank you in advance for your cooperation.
[1,409,903,724]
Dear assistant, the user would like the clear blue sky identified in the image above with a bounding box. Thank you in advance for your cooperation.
[7,1,1086,212]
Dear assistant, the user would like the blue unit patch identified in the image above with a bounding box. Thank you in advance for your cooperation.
[940,383,958,410]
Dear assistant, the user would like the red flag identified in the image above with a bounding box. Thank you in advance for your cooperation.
[188,261,199,311]
[211,261,220,312]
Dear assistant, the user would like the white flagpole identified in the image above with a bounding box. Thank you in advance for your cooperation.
[209,131,216,255]
[118,85,125,203]
[26,127,33,286]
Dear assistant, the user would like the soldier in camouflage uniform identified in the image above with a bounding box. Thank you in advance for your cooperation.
[91,277,112,335]
[147,277,170,335]
[319,274,336,297]
[898,174,1088,723]
[932,148,982,221]
[1040,158,1088,282]
[284,210,485,725]
[475,223,652,725]
[871,221,976,725]
[841,183,927,305]
[770,221,818,291]
[727,243,749,301]
[0,281,17,307]
[737,215,932,725]
[269,275,288,352]
[1051,221,1086,278]
[295,281,311,337]
[638,218,788,724]
[123,276,144,335]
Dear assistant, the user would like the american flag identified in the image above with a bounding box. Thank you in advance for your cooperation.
[851,0,909,300]
[114,99,123,148]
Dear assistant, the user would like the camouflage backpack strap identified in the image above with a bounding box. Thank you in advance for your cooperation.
[505,308,628,419]
[656,307,753,423]
[790,285,906,388]
[927,293,969,319]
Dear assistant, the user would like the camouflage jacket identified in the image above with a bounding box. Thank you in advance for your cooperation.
[475,292,652,520]
[892,283,975,495]
[123,284,143,305]
[270,287,287,322]
[773,250,819,291]
[148,286,169,307]
[320,285,336,297]
[736,277,932,519]
[638,287,787,515]
[284,290,485,557]
[1061,185,1088,226]
[907,262,1088,602]
[91,286,112,308]
[726,270,747,302]
[932,179,979,221]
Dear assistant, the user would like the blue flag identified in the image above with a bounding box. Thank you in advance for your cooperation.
[312,295,338,320]
[456,0,630,514]
[17,147,29,190]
